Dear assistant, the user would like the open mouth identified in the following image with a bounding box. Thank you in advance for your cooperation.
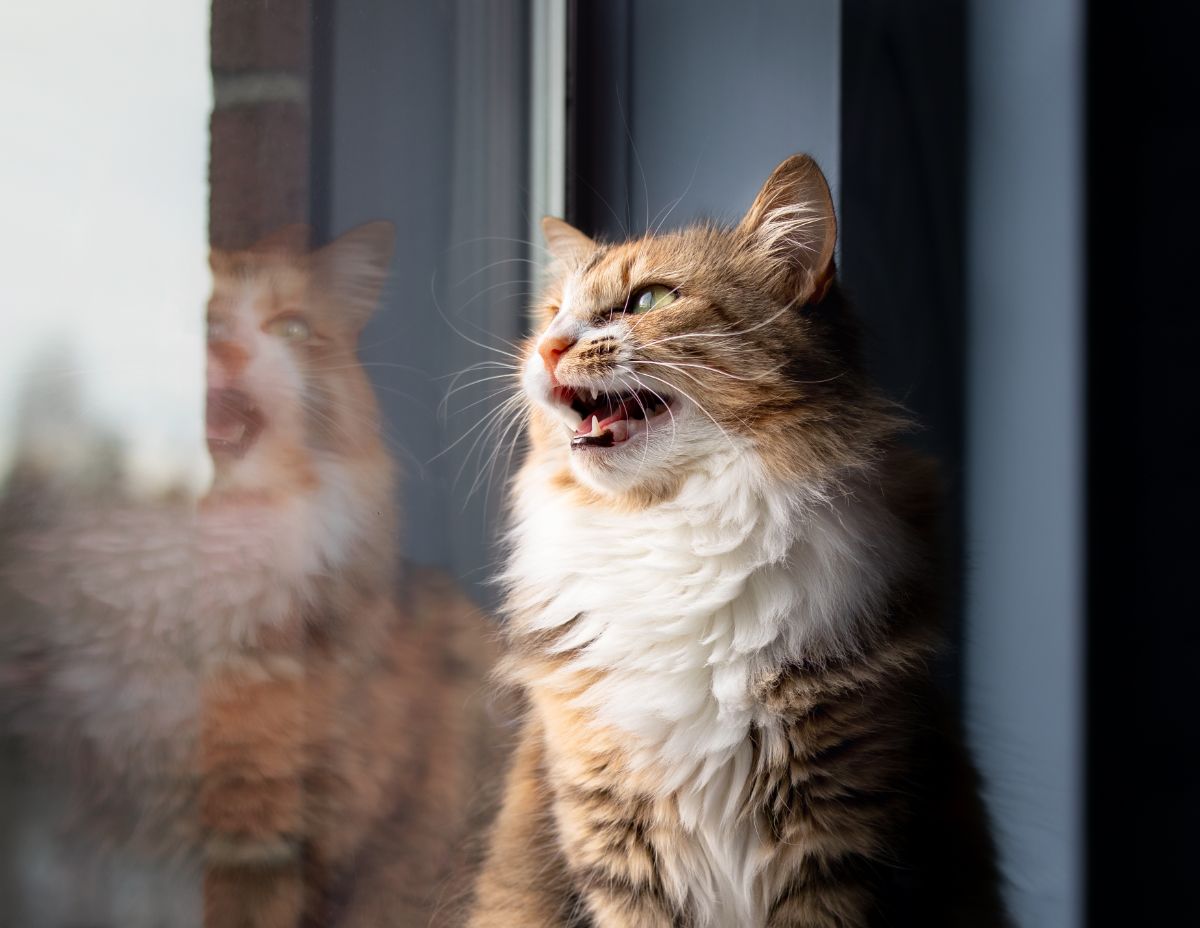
[206,388,264,459]
[554,386,674,449]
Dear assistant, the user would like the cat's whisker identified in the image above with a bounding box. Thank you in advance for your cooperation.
[430,391,526,465]
[628,369,740,455]
[446,411,514,486]
[620,376,660,483]
[456,396,528,501]
[451,384,522,418]
[571,171,630,241]
[246,375,432,418]
[437,373,521,423]
[293,393,391,434]
[454,409,507,495]
[438,361,519,398]
[437,364,519,416]
[648,153,702,239]
[491,408,531,494]
[435,259,534,358]
[453,277,540,327]
[430,269,527,363]
[629,358,784,383]
[445,233,554,260]
[436,360,521,380]
[289,397,425,474]
[635,304,796,350]
[494,408,529,506]
[624,370,680,460]
[629,359,733,398]
[451,256,541,289]
[614,89,650,234]
[441,372,521,402]
[466,405,529,509]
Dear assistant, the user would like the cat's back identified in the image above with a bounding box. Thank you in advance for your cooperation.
[302,564,509,928]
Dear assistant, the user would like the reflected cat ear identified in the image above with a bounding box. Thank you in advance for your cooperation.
[311,221,396,331]
[737,154,837,305]
[541,216,596,266]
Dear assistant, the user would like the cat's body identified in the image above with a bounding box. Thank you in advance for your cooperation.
[0,225,500,927]
[470,156,1006,927]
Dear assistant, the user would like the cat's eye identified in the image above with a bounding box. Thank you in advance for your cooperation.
[264,314,311,342]
[630,284,677,314]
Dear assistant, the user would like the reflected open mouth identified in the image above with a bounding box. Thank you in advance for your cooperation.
[206,389,264,459]
[553,386,674,450]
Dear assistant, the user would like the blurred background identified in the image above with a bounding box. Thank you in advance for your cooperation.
[1,1,1196,926]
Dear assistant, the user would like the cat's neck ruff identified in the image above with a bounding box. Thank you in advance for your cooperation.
[507,445,907,799]
[6,455,383,658]
[508,447,908,926]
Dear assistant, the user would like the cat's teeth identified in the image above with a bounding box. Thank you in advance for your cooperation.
[588,388,599,401]
[590,415,603,437]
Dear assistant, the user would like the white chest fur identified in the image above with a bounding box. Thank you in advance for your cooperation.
[0,459,375,765]
[507,450,907,926]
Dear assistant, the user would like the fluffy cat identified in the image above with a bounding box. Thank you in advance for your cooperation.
[0,225,501,927]
[469,155,1007,927]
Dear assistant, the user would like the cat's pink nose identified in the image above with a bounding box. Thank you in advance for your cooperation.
[538,335,573,383]
[207,340,249,391]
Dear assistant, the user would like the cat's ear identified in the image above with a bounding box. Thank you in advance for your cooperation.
[541,216,595,266]
[311,221,395,331]
[737,154,837,305]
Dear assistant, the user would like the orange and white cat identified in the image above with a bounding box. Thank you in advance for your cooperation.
[0,225,500,928]
[470,155,1006,927]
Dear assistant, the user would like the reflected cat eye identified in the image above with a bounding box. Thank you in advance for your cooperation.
[264,313,312,341]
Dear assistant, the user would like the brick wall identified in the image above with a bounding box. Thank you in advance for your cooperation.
[209,0,312,249]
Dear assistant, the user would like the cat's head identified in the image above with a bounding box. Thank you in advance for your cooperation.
[205,222,395,499]
[522,154,894,502]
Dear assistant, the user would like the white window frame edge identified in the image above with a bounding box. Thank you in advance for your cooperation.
[529,0,567,279]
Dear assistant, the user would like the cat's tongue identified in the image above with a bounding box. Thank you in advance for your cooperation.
[573,405,628,444]
[206,389,262,456]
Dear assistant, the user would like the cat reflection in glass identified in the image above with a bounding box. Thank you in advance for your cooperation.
[0,224,498,928]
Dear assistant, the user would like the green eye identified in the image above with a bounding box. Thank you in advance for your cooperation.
[631,284,677,314]
[265,314,311,341]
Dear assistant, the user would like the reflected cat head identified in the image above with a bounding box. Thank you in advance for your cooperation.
[206,223,395,499]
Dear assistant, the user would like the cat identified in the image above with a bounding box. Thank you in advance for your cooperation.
[468,155,1007,927]
[0,224,502,927]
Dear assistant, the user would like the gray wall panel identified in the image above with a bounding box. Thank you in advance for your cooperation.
[582,0,841,237]
[330,0,528,589]
[965,2,1084,926]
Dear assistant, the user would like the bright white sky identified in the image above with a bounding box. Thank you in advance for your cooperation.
[0,0,212,494]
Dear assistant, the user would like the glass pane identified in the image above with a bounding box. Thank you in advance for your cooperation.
[1,3,534,925]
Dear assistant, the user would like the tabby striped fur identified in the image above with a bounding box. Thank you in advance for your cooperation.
[470,155,1007,927]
